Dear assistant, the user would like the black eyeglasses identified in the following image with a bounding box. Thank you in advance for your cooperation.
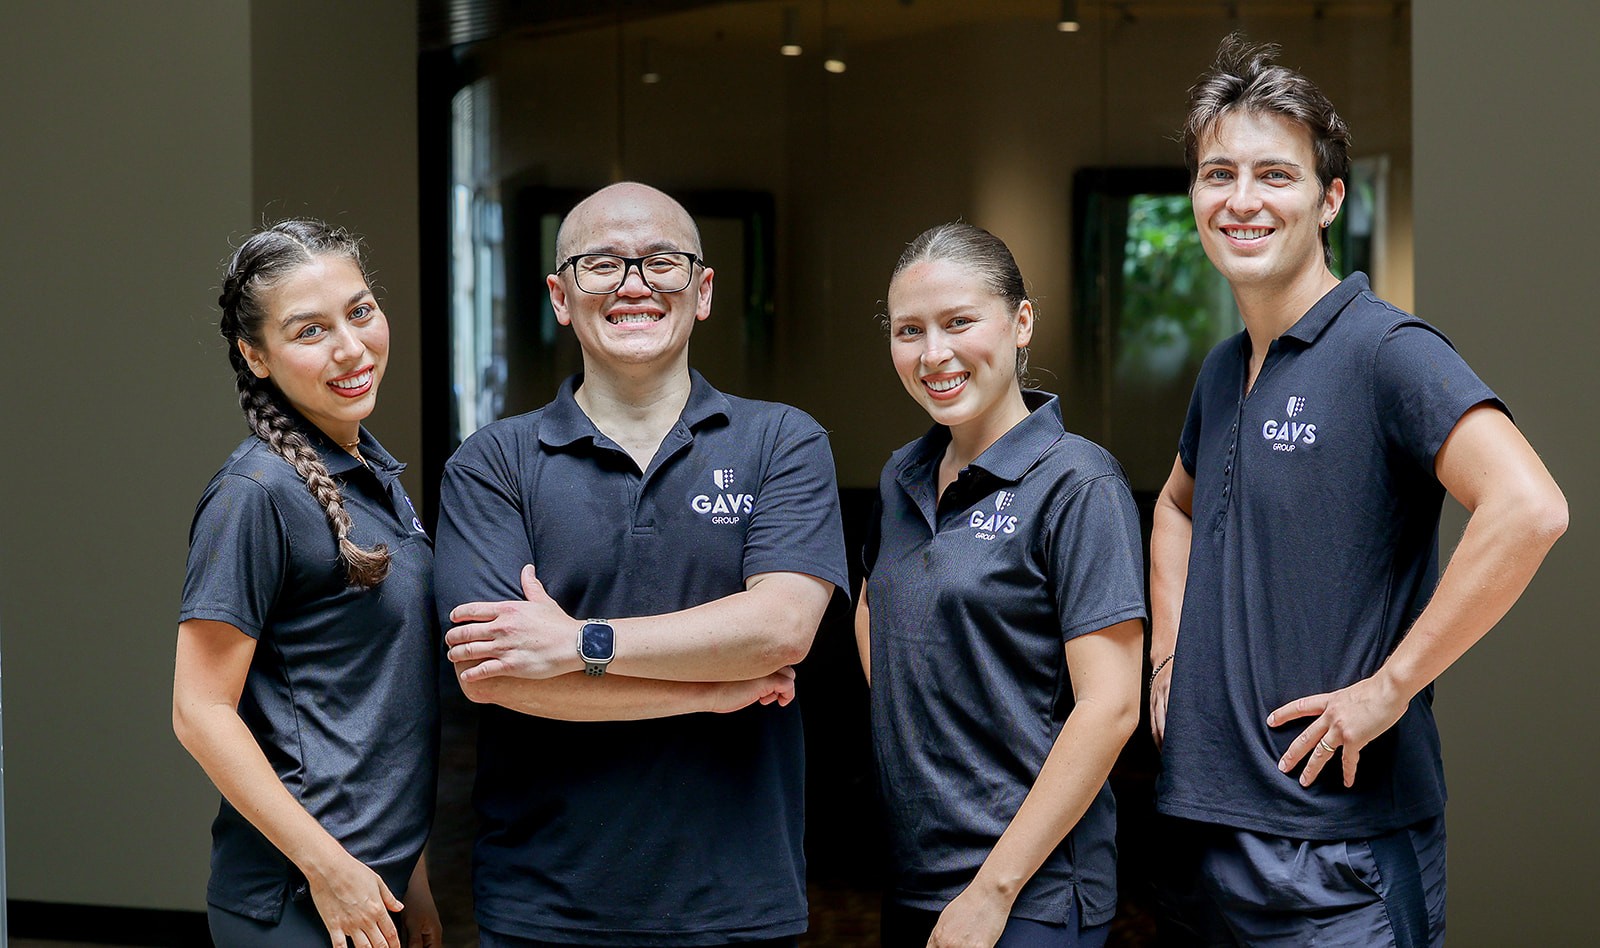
[556,251,704,295]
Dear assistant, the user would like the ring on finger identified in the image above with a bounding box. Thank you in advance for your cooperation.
[1317,737,1336,754]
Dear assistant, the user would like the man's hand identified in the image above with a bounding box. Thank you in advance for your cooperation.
[447,564,580,682]
[709,666,797,714]
[1269,671,1410,788]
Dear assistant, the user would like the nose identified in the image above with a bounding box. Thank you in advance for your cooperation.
[328,321,367,363]
[920,329,953,369]
[615,261,653,297]
[1225,177,1262,217]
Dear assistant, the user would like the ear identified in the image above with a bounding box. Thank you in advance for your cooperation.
[238,339,270,379]
[548,272,573,327]
[1322,177,1347,226]
[693,266,714,323]
[1014,299,1035,349]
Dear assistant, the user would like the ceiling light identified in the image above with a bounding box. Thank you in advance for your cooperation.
[781,6,803,56]
[824,27,846,73]
[641,38,660,84]
[1057,0,1081,32]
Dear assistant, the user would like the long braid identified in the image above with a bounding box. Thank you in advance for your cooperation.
[219,219,391,588]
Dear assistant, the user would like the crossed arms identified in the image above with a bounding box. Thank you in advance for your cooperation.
[433,446,837,722]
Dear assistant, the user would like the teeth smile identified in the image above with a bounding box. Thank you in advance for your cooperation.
[1225,227,1272,240]
[609,313,662,324]
[331,371,371,390]
[924,373,967,393]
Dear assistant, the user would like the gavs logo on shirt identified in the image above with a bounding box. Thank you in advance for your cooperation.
[1262,395,1318,452]
[970,489,1020,541]
[693,468,754,524]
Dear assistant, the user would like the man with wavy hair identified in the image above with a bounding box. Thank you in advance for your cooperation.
[1148,35,1566,945]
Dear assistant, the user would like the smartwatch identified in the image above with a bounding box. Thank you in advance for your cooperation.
[578,619,615,676]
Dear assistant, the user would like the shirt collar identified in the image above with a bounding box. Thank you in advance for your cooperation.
[1280,271,1371,346]
[304,424,402,477]
[895,390,1066,488]
[538,368,732,449]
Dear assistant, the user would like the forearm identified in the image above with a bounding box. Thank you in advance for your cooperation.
[1149,498,1192,661]
[969,692,1140,904]
[1379,488,1566,699]
[853,584,871,685]
[405,849,433,893]
[461,669,754,721]
[605,573,832,681]
[174,703,352,880]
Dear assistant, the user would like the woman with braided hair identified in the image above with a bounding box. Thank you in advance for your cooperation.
[173,219,441,947]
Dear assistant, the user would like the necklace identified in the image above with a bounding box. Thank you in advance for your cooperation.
[336,436,368,468]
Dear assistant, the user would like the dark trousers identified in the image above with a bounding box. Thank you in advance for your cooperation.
[208,894,405,948]
[1153,814,1447,947]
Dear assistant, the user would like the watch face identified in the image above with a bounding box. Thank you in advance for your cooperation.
[580,621,615,662]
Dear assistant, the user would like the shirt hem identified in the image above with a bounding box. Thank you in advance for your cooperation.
[179,604,264,639]
[475,911,807,947]
[742,557,850,594]
[1156,795,1446,840]
[1061,603,1147,641]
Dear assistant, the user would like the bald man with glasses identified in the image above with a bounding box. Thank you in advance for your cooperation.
[434,182,847,948]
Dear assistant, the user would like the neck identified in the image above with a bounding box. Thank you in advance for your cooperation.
[574,360,694,463]
[1233,264,1342,355]
[311,422,362,455]
[944,387,1031,472]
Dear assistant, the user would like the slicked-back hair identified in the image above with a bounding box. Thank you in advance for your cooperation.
[891,222,1034,383]
[217,219,390,588]
[1184,33,1351,266]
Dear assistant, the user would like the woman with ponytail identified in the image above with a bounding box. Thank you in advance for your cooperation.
[173,220,441,947]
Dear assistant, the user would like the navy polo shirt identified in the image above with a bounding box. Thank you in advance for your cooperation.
[863,392,1147,929]
[180,424,438,922]
[1156,272,1503,839]
[433,370,848,946]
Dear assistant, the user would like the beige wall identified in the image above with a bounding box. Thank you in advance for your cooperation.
[0,0,251,908]
[1413,1,1598,942]
[251,0,424,500]
[0,0,419,911]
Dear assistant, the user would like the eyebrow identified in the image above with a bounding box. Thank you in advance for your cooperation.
[1199,156,1306,172]
[581,241,690,257]
[279,288,373,328]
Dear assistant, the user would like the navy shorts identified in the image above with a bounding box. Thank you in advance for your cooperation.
[1154,814,1447,947]
[881,899,1110,948]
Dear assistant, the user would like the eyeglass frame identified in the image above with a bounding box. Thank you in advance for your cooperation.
[555,251,707,295]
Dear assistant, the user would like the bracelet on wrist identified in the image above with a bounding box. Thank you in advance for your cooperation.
[1149,653,1175,687]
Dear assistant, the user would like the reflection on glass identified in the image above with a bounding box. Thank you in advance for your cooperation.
[449,78,506,444]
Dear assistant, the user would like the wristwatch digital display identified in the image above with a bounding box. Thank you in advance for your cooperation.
[578,619,615,676]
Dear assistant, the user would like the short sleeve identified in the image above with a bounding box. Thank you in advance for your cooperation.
[859,492,884,583]
[1177,381,1203,476]
[434,434,534,629]
[1374,323,1505,476]
[1046,472,1148,641]
[179,474,288,639]
[742,413,849,591]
